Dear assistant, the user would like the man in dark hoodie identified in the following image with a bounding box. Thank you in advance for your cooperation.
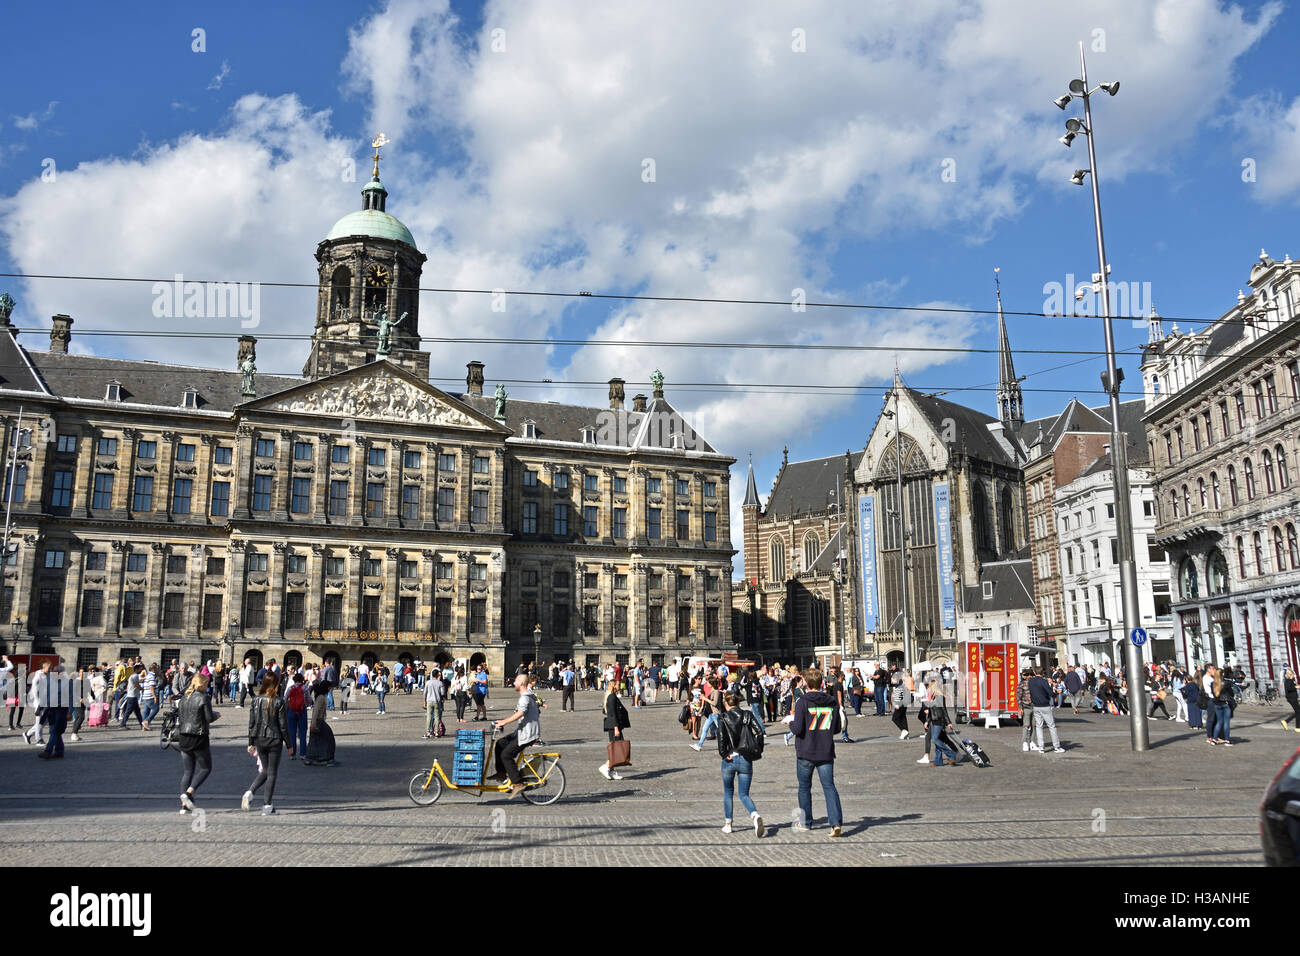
[789,667,843,838]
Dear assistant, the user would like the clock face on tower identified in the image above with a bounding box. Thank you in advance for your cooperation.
[365,264,391,288]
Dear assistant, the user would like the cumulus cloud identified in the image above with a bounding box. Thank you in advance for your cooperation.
[1230,92,1300,203]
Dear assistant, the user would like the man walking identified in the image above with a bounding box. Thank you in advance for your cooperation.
[35,661,73,759]
[423,668,445,739]
[788,667,844,837]
[560,662,576,712]
[827,666,853,743]
[1064,665,1084,715]
[1029,667,1064,753]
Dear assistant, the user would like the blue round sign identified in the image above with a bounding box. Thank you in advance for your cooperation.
[1130,627,1148,647]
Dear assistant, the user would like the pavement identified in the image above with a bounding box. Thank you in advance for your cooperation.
[2,689,1295,866]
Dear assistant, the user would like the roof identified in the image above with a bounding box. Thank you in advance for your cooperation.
[766,451,862,516]
[1022,397,1148,466]
[0,331,49,394]
[22,350,302,411]
[324,208,416,248]
[906,389,1016,466]
[743,460,760,507]
[961,559,1035,613]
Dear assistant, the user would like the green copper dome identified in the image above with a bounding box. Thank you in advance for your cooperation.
[324,208,417,247]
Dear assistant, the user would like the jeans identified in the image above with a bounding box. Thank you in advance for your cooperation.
[287,708,308,753]
[43,708,69,757]
[795,758,842,829]
[141,698,159,725]
[376,690,387,714]
[931,724,958,765]
[425,700,444,734]
[721,754,757,820]
[1205,702,1218,739]
[874,688,887,715]
[697,712,719,740]
[119,698,143,728]
[1214,702,1232,741]
[1186,699,1202,728]
[1033,707,1061,749]
[1173,692,1189,721]
[326,690,335,711]
[249,743,283,805]
[1021,706,1035,745]
[851,694,862,716]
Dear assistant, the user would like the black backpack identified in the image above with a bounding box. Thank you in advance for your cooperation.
[735,710,765,761]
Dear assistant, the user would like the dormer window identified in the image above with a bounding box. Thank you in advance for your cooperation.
[105,380,122,402]
[521,420,536,439]
[581,426,596,444]
[982,581,995,600]
[181,386,199,409]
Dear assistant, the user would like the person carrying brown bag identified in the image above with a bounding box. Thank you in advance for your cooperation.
[599,682,631,780]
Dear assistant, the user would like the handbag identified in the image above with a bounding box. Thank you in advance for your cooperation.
[607,737,632,768]
[5,696,17,708]
[1157,689,1167,700]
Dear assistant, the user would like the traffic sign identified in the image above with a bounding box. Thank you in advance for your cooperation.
[1130,627,1148,647]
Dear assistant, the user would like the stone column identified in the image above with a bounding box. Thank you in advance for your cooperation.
[457,550,473,645]
[60,544,86,639]
[423,442,438,531]
[276,430,293,520]
[232,425,254,520]
[186,544,204,640]
[200,435,218,522]
[120,428,139,517]
[352,439,370,527]
[386,547,401,633]
[267,542,287,642]
[76,428,95,518]
[105,541,129,639]
[143,542,167,636]
[228,540,248,645]
[347,545,364,629]
[420,549,436,633]
[315,433,332,519]
[388,440,404,528]
[159,431,179,521]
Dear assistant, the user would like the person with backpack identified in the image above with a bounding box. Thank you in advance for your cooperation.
[717,692,765,837]
[177,672,221,814]
[788,667,842,836]
[285,673,309,756]
[598,679,631,780]
[422,667,445,740]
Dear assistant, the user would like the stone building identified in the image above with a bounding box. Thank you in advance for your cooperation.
[0,160,734,674]
[1142,250,1300,680]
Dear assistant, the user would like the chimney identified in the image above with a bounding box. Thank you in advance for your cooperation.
[632,394,647,412]
[608,377,625,410]
[237,334,257,368]
[466,360,485,397]
[49,314,73,353]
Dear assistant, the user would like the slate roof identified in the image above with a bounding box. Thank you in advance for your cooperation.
[0,331,48,394]
[1023,397,1148,466]
[961,559,1035,613]
[766,451,863,517]
[1205,320,1247,359]
[743,460,760,507]
[906,389,1017,466]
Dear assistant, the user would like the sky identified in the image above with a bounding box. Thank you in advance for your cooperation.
[1,0,1298,567]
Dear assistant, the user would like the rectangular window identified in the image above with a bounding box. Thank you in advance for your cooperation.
[648,572,662,590]
[172,478,193,514]
[403,449,422,470]
[705,606,719,639]
[398,597,416,632]
[366,482,385,517]
[360,596,380,631]
[209,481,230,516]
[706,573,720,592]
[85,550,106,571]
[1219,401,1230,437]
[290,477,311,514]
[647,507,661,539]
[583,506,598,536]
[293,441,313,461]
[329,480,348,516]
[97,437,118,456]
[246,552,268,572]
[255,438,275,458]
[1092,539,1101,568]
[1106,502,1115,518]
[80,590,103,627]
[473,455,490,474]
[583,604,599,638]
[552,603,569,639]
[676,479,690,496]
[325,556,345,576]
[1191,418,1201,451]
[284,593,306,630]
[206,556,225,576]
[584,572,599,590]
[363,557,382,576]
[521,569,538,588]
[438,453,456,472]
[56,433,77,454]
[677,606,692,638]
[704,480,716,497]
[36,587,62,627]
[251,475,272,512]
[646,477,661,494]
[49,469,73,509]
[438,487,455,522]
[553,502,569,536]
[583,473,598,492]
[244,591,266,628]
[615,573,628,590]
[401,484,420,519]
[331,444,350,464]
[1266,374,1278,413]
[704,511,716,542]
[555,472,569,490]
[166,554,187,575]
[520,602,537,632]
[1147,536,1167,564]
[1235,392,1246,428]
[471,489,488,524]
[399,559,417,579]
[92,473,114,509]
[132,476,154,512]
[522,501,538,534]
[323,594,344,629]
[214,445,232,464]
[678,573,691,592]
[470,563,487,582]
[434,598,452,632]
[613,605,628,639]
[368,446,387,467]
[648,605,663,638]
[612,507,626,538]
[523,469,538,487]
[469,599,487,634]
[44,549,66,569]
[613,475,627,493]
[676,509,690,539]
[121,591,145,629]
[175,443,195,462]
[436,561,453,580]
[1110,538,1119,564]
[137,440,156,460]
[162,593,185,629]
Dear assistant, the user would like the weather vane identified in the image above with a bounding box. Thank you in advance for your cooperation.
[370,132,390,179]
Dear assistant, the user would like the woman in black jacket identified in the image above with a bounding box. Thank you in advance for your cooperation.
[242,673,292,815]
[598,682,631,780]
[1282,668,1300,732]
[716,693,764,837]
[177,673,220,814]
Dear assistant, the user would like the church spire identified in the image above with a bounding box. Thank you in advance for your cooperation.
[743,454,760,508]
[994,267,1024,431]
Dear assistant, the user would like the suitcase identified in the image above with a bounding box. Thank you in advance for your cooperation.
[88,702,109,727]
[958,737,991,768]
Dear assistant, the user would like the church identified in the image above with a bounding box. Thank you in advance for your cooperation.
[0,149,736,675]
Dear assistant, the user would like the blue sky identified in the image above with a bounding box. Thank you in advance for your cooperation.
[2,0,1298,545]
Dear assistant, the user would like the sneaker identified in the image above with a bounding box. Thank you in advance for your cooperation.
[899,730,908,740]
[1029,743,1042,752]
[181,792,195,811]
[1022,741,1029,752]
[1053,747,1065,753]
[610,771,623,780]
[261,805,276,815]
[1222,741,1234,747]
[690,743,702,752]
[1207,739,1217,746]
[752,813,765,838]
[598,764,612,780]
[721,822,734,834]
[179,807,190,815]
[830,826,842,838]
[241,790,253,811]
[21,728,34,745]
[422,732,432,739]
[916,754,930,764]
[69,734,80,742]
[1282,720,1290,731]
[325,760,339,767]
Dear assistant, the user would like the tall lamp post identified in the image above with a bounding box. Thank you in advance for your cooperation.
[533,624,542,672]
[1056,43,1148,750]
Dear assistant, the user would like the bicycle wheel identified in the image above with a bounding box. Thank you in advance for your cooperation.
[409,769,443,806]
[521,758,565,806]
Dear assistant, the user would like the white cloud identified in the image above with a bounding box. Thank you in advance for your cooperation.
[207,60,231,91]
[1230,92,1300,203]
[12,100,58,131]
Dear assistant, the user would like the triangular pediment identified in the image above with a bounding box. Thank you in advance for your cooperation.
[243,361,510,433]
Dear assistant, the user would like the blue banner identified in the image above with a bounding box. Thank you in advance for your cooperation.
[858,493,878,633]
[934,481,956,629]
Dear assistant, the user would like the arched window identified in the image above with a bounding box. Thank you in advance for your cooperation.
[768,536,786,582]
[330,265,351,317]
[972,482,992,552]
[1170,491,1179,518]
[1274,526,1286,572]
[1197,478,1206,510]
[999,486,1016,554]
[1182,484,1190,515]
[1244,458,1256,499]
[1277,445,1290,489]
[1179,557,1199,600]
[803,532,820,572]
[1254,531,1265,574]
[1236,536,1247,578]
[1207,549,1229,596]
[1289,523,1299,570]
[1264,450,1276,494]
[1211,472,1222,510]
[1228,464,1239,504]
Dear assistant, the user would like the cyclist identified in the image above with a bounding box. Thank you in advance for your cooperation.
[489,673,540,798]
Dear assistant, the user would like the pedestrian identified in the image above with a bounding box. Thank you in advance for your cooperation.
[374,666,390,715]
[1170,668,1190,723]
[848,667,864,716]
[925,678,961,767]
[286,673,310,756]
[691,679,725,750]
[890,670,910,740]
[34,661,73,760]
[598,679,631,781]
[717,692,765,837]
[788,668,843,836]
[473,664,489,720]
[1064,666,1084,714]
[422,667,445,740]
[915,681,934,764]
[451,667,469,722]
[1210,669,1235,746]
[1018,668,1037,752]
[1029,667,1064,753]
[140,663,161,730]
[1183,668,1203,729]
[489,674,541,798]
[1280,668,1300,732]
[1,654,22,732]
[782,675,806,745]
[242,673,292,816]
[1147,675,1172,720]
[304,679,338,766]
[1201,665,1218,742]
[118,664,145,729]
[561,661,577,712]
[827,667,854,744]
[177,672,221,814]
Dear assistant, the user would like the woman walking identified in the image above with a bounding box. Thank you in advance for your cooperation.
[717,693,764,836]
[1281,668,1300,732]
[1147,675,1171,720]
[451,667,469,722]
[1209,668,1234,746]
[598,679,631,780]
[782,675,806,745]
[1183,668,1203,729]
[242,673,292,815]
[890,673,910,740]
[177,673,221,814]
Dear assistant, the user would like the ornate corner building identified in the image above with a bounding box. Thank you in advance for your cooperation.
[0,164,735,674]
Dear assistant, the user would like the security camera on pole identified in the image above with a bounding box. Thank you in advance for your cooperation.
[1056,42,1149,751]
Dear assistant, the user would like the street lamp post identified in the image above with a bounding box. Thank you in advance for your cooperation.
[1057,44,1148,750]
[533,624,542,673]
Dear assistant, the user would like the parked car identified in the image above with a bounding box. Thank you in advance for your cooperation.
[1260,744,1300,866]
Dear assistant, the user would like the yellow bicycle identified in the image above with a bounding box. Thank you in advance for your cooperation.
[408,730,565,806]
